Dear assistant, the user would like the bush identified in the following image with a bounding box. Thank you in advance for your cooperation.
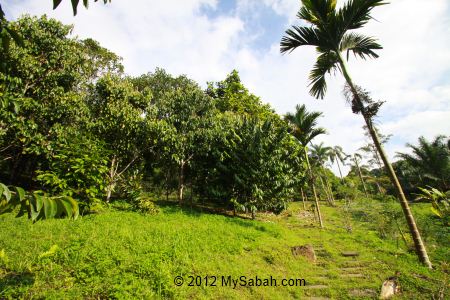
[133,194,159,215]
[36,131,109,211]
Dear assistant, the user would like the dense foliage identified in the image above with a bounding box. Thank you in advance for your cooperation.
[0,16,305,217]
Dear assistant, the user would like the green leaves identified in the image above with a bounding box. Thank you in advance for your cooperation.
[284,104,326,146]
[53,0,64,9]
[35,134,109,208]
[0,183,79,222]
[300,0,337,25]
[396,135,449,192]
[53,0,111,15]
[336,0,387,32]
[38,244,60,259]
[199,115,304,213]
[414,186,449,225]
[340,33,382,60]
[280,0,385,99]
[0,182,11,201]
[280,26,323,54]
[308,51,338,99]
[0,20,24,58]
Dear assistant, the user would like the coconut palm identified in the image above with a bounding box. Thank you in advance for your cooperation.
[280,0,432,267]
[285,104,326,227]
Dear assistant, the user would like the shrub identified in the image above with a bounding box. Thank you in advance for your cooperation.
[36,132,109,211]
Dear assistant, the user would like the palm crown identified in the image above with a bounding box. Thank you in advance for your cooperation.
[280,0,386,99]
[310,142,332,167]
[284,104,326,146]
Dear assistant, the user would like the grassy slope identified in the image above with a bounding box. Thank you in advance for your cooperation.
[0,199,448,299]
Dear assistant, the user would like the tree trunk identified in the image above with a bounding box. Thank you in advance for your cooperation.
[335,155,350,203]
[165,170,170,201]
[337,53,432,268]
[375,181,383,195]
[106,156,118,203]
[189,180,193,208]
[319,175,332,205]
[178,160,185,205]
[354,155,369,198]
[325,176,335,204]
[8,152,22,184]
[300,187,306,210]
[305,147,323,228]
[106,184,115,202]
[335,154,344,182]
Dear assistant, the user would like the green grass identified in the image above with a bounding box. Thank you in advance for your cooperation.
[0,199,448,299]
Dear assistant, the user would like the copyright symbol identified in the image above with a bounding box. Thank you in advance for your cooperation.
[174,275,183,286]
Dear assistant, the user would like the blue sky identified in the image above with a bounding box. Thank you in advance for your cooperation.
[3,0,450,174]
[200,0,288,52]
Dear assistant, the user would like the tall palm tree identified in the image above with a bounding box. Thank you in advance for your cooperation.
[310,142,332,165]
[285,104,327,146]
[310,142,335,205]
[285,104,326,227]
[280,0,432,267]
[353,153,368,197]
[329,145,348,182]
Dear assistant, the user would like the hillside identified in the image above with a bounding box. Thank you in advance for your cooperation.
[1,199,448,299]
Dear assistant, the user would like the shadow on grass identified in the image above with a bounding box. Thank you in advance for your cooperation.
[0,269,34,297]
[154,199,274,234]
[155,199,250,218]
[349,210,370,222]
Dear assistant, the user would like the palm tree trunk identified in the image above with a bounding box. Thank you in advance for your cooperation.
[335,154,350,202]
[335,154,344,182]
[319,174,332,205]
[305,147,323,228]
[354,155,369,198]
[375,181,383,195]
[300,187,306,210]
[337,53,432,268]
[325,177,335,204]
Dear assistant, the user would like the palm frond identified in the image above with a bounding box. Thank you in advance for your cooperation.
[284,104,326,146]
[310,142,332,165]
[308,51,339,99]
[354,153,363,160]
[280,26,323,54]
[298,0,336,25]
[340,33,382,60]
[309,128,327,144]
[336,0,387,33]
[0,3,5,19]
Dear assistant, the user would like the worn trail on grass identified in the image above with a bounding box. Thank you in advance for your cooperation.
[302,244,377,299]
